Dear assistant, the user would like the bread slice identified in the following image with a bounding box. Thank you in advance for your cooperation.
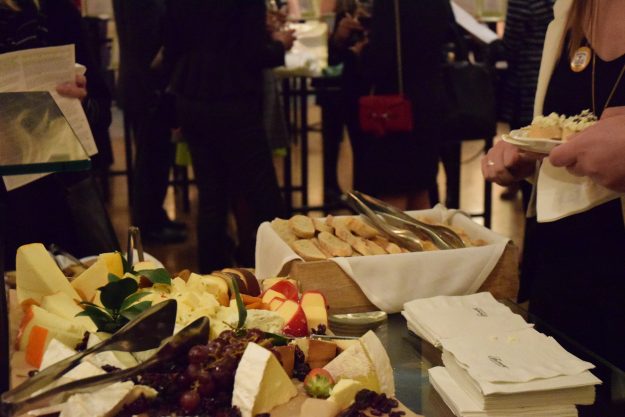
[289,215,315,239]
[318,231,353,257]
[291,239,327,261]
[311,237,333,258]
[335,226,371,256]
[372,236,402,254]
[348,217,379,239]
[271,218,298,244]
[313,217,334,234]
[385,242,403,254]
[363,239,387,255]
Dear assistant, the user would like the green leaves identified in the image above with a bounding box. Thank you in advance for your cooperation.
[230,278,247,333]
[136,268,171,285]
[78,274,152,333]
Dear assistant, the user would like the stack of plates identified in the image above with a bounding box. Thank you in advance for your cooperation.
[329,311,388,337]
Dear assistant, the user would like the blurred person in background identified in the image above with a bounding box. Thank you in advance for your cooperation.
[163,0,294,273]
[113,0,187,244]
[499,0,554,203]
[482,0,625,369]
[337,0,450,210]
[1,0,118,268]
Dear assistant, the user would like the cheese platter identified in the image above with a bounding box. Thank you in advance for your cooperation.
[3,243,423,417]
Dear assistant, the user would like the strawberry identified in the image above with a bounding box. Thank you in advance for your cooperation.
[304,368,335,399]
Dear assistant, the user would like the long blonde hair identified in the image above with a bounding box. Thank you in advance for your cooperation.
[566,0,595,60]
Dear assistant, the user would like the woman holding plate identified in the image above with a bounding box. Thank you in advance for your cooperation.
[482,0,625,369]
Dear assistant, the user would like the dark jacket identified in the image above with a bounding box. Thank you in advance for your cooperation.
[163,0,285,101]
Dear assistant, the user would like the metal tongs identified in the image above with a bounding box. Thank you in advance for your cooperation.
[346,191,465,250]
[2,300,180,415]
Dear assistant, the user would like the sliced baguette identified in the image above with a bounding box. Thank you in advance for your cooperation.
[313,217,334,234]
[291,239,328,261]
[364,239,387,255]
[318,231,353,257]
[289,215,315,239]
[372,236,402,255]
[335,226,371,256]
[311,237,333,258]
[348,217,379,238]
[271,218,298,244]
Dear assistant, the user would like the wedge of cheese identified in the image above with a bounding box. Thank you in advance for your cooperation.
[71,258,110,302]
[16,243,80,305]
[40,292,97,333]
[323,331,395,396]
[329,379,365,409]
[232,342,298,417]
[60,382,157,417]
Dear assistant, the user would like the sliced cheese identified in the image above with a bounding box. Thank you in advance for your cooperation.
[232,342,298,417]
[360,331,395,396]
[59,381,157,417]
[99,252,124,278]
[16,243,80,304]
[323,342,379,392]
[71,259,109,302]
[40,292,97,333]
[39,338,77,370]
[18,306,84,352]
[85,333,138,370]
[329,378,365,410]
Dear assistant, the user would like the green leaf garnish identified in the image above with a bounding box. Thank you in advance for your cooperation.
[99,278,139,311]
[108,273,121,283]
[120,252,132,274]
[120,291,151,311]
[136,268,171,285]
[120,301,152,321]
[77,305,114,331]
[263,332,291,346]
[230,278,247,332]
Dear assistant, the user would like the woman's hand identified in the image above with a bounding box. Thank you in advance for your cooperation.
[333,14,363,45]
[550,107,625,192]
[272,29,296,51]
[481,140,541,186]
[55,73,87,101]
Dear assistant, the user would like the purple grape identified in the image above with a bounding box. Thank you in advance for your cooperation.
[188,345,210,364]
[179,390,200,413]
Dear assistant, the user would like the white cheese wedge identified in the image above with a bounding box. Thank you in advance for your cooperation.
[232,342,298,417]
[323,342,379,392]
[16,243,80,304]
[86,333,138,370]
[323,331,395,396]
[329,378,365,410]
[33,362,105,397]
[71,259,109,302]
[360,331,395,396]
[39,339,77,370]
[40,292,97,333]
[60,381,145,417]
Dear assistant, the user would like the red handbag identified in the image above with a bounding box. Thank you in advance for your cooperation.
[358,0,413,137]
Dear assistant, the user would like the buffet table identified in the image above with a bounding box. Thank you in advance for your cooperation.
[379,306,625,417]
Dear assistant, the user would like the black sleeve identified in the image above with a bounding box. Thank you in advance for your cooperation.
[239,0,285,69]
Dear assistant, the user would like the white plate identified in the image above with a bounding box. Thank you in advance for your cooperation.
[502,129,562,154]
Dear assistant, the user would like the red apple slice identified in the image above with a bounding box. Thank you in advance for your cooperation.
[276,300,309,337]
[300,291,329,333]
[268,280,299,301]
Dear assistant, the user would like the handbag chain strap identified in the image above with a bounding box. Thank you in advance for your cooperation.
[394,0,404,95]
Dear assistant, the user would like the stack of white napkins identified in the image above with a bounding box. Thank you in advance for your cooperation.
[429,327,602,417]
[402,292,532,347]
[402,293,602,417]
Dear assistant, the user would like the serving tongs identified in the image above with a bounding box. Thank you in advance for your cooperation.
[348,191,465,250]
[345,191,424,252]
[2,300,179,413]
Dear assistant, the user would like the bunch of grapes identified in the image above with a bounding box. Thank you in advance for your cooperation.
[120,328,272,416]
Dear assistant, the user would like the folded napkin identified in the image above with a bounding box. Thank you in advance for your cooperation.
[402,293,531,347]
[428,367,579,417]
[536,160,622,222]
[255,206,510,313]
[441,327,594,383]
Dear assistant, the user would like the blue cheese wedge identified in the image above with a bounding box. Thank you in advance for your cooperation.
[59,382,156,417]
[86,333,138,369]
[39,339,77,370]
[232,342,298,417]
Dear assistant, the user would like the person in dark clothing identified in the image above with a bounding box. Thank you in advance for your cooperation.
[1,0,119,269]
[338,0,449,210]
[113,0,187,244]
[163,0,293,272]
